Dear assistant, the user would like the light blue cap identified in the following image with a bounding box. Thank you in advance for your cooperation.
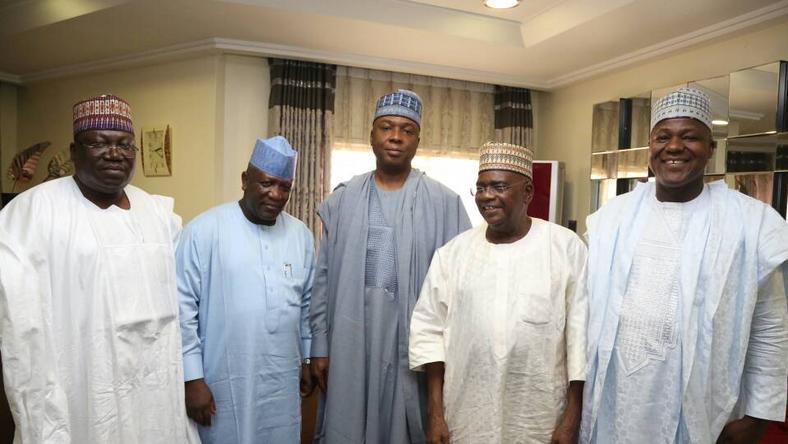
[249,136,297,180]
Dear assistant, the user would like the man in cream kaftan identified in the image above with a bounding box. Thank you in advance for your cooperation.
[410,142,587,444]
[0,95,197,443]
[410,220,587,443]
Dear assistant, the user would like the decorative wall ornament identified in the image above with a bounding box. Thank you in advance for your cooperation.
[45,149,75,181]
[7,141,51,192]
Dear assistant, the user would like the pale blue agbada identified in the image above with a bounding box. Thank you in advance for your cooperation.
[581,181,788,443]
[178,202,315,443]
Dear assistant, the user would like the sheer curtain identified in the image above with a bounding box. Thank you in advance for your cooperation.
[267,58,336,237]
[333,66,495,156]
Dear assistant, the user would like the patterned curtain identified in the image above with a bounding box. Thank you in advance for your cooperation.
[333,66,495,156]
[494,86,533,148]
[268,58,336,238]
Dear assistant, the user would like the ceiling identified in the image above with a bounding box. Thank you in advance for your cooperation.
[0,0,786,89]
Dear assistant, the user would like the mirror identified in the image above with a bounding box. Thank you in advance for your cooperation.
[617,148,649,178]
[690,75,730,141]
[726,133,781,173]
[728,62,780,137]
[590,152,617,180]
[592,101,619,152]
[629,92,651,148]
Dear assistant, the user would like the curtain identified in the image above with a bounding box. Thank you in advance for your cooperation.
[494,86,533,148]
[268,58,336,237]
[333,66,494,157]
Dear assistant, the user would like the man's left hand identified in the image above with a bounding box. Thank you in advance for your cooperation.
[300,362,316,397]
[550,419,579,444]
[716,416,769,444]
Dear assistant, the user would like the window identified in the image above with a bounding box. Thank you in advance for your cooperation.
[330,144,483,226]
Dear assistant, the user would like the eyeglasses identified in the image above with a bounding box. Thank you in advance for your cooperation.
[77,141,138,158]
[471,180,526,196]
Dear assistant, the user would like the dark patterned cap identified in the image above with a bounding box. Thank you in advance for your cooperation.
[73,94,134,135]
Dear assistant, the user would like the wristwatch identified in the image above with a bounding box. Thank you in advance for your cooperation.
[303,358,311,365]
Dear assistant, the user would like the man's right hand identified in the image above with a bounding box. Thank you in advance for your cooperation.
[310,357,330,392]
[426,414,450,444]
[185,379,216,426]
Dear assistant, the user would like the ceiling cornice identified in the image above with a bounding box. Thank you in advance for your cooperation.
[19,37,551,89]
[546,0,788,88]
[0,71,22,84]
[212,38,550,88]
[21,39,220,84]
[13,0,788,91]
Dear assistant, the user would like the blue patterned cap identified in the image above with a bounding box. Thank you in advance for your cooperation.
[249,136,297,180]
[374,89,423,127]
[651,87,712,131]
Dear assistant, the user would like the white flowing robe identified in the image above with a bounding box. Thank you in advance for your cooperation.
[581,181,788,443]
[0,177,199,444]
[409,219,588,443]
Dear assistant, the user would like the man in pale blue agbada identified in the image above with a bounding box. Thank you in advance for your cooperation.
[581,87,788,444]
[178,136,315,443]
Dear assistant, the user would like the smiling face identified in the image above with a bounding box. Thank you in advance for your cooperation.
[239,165,292,225]
[649,117,715,202]
[70,129,136,195]
[475,170,533,241]
[370,116,420,173]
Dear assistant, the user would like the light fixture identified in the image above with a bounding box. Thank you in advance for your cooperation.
[711,119,729,126]
[484,0,521,9]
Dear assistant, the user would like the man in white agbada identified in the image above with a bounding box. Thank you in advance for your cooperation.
[581,87,788,444]
[0,95,198,443]
[178,136,315,443]
[409,142,588,443]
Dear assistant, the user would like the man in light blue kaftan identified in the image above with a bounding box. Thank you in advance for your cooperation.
[581,87,788,444]
[178,136,315,443]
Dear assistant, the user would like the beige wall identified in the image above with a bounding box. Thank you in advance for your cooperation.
[538,17,788,233]
[218,55,271,203]
[0,83,18,194]
[12,54,271,222]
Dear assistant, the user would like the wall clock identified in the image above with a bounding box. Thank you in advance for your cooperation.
[141,125,172,177]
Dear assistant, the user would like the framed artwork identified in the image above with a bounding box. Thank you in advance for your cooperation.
[141,125,172,176]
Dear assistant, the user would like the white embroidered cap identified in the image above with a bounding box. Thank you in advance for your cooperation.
[650,87,713,132]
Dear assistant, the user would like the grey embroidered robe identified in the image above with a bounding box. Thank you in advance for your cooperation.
[310,170,471,444]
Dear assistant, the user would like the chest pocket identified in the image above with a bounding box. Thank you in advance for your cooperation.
[519,291,553,325]
[284,265,307,306]
[264,264,307,334]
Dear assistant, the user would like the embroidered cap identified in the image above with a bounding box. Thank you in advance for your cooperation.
[73,94,134,135]
[249,136,297,180]
[478,142,533,179]
[650,87,712,132]
[374,89,423,127]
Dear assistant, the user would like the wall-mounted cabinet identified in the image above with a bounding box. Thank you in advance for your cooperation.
[589,61,788,219]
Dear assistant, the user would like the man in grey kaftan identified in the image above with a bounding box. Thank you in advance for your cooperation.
[310,90,471,444]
